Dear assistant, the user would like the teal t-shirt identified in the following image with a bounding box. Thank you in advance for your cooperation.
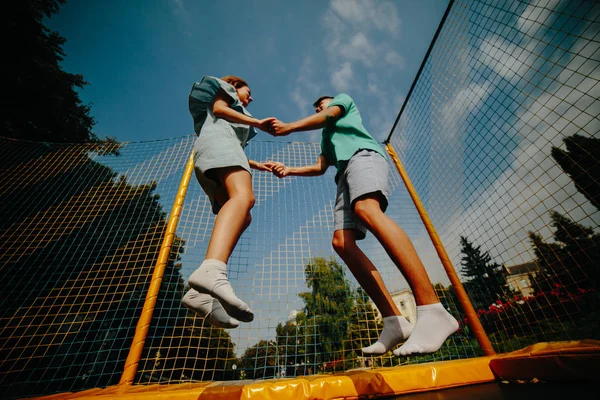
[320,94,386,177]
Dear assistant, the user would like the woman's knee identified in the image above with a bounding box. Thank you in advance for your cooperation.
[230,192,255,211]
[246,194,256,210]
[243,213,252,230]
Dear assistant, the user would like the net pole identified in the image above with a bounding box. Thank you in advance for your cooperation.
[119,152,196,385]
[385,143,496,356]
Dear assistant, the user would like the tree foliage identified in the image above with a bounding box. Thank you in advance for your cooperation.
[529,211,599,293]
[2,0,98,143]
[238,340,278,379]
[459,236,507,310]
[0,139,237,397]
[551,134,600,211]
[299,257,354,361]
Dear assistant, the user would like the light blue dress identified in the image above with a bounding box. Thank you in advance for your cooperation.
[188,76,257,213]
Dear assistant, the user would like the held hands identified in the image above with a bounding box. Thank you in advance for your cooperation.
[263,161,290,178]
[255,117,276,133]
[253,116,291,175]
[257,117,292,136]
[251,160,289,178]
[270,119,292,136]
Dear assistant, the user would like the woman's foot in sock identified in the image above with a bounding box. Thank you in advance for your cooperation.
[182,289,240,329]
[393,303,458,356]
[188,259,254,322]
[362,315,414,355]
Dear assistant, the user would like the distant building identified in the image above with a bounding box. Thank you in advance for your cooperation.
[504,261,539,297]
[369,288,417,324]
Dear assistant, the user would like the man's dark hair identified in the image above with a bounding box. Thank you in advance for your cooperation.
[313,96,334,108]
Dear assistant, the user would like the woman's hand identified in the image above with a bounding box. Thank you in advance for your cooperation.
[255,117,276,133]
[249,159,272,172]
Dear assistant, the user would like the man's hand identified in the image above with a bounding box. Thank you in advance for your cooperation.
[256,117,276,133]
[271,119,293,136]
[264,161,290,178]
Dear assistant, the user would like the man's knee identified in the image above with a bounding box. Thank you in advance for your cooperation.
[331,230,356,256]
[353,199,379,224]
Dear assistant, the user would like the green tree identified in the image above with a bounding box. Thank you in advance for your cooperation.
[551,134,600,210]
[529,211,600,292]
[275,315,312,376]
[238,340,279,379]
[298,257,354,365]
[0,139,236,398]
[459,236,507,310]
[141,313,238,383]
[2,0,99,143]
[346,287,389,368]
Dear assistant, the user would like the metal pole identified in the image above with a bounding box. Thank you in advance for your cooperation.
[386,143,495,356]
[119,152,196,384]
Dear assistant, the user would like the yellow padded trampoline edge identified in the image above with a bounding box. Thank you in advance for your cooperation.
[27,341,600,400]
[27,356,497,400]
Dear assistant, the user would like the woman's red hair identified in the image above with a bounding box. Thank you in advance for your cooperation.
[221,75,249,89]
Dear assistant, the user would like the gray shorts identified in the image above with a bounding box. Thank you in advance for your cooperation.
[193,125,251,215]
[334,149,389,240]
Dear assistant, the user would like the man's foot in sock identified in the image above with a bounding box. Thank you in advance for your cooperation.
[362,315,414,355]
[188,259,254,322]
[182,289,240,329]
[393,303,458,356]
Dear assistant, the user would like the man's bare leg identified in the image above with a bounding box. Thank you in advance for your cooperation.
[332,229,413,354]
[354,196,458,355]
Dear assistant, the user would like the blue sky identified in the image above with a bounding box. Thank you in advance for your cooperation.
[47,0,450,144]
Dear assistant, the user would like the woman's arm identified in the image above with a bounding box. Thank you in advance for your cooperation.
[249,159,272,172]
[212,89,274,132]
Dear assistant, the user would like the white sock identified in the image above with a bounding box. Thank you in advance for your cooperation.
[362,315,414,355]
[188,259,254,322]
[182,289,239,329]
[393,303,458,356]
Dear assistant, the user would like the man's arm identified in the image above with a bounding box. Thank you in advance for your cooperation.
[264,155,329,178]
[272,106,344,136]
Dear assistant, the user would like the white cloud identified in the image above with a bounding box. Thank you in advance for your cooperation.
[435,43,599,271]
[171,0,185,13]
[439,82,492,141]
[290,57,321,116]
[517,0,562,33]
[321,0,405,93]
[330,0,401,36]
[384,51,406,67]
[397,0,600,285]
[338,33,377,65]
[331,62,353,92]
[291,89,310,116]
[367,82,379,95]
[315,0,409,141]
[170,0,192,36]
